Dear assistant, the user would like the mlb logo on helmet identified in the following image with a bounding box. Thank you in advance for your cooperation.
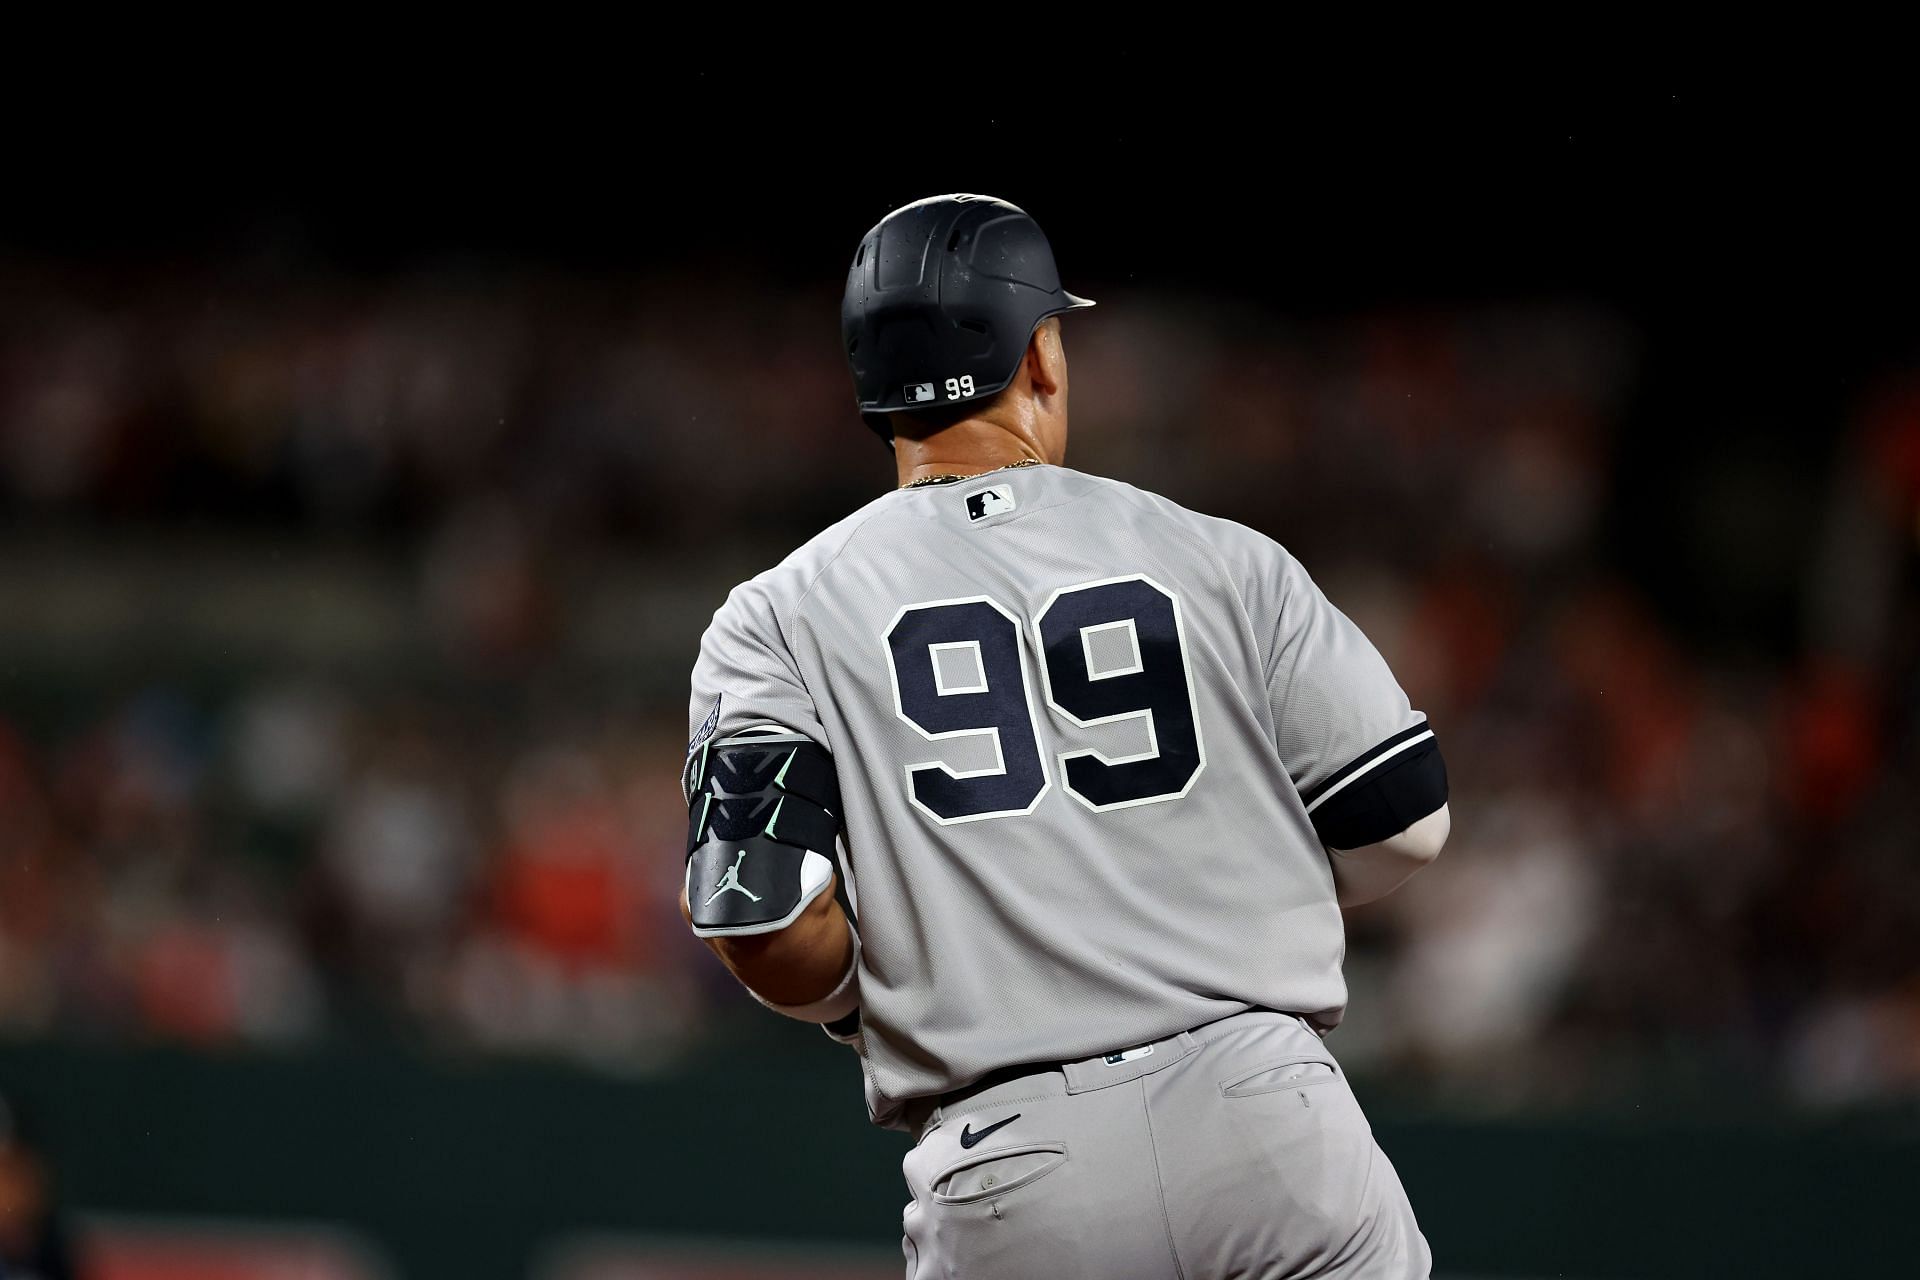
[905,383,936,403]
[966,486,1017,522]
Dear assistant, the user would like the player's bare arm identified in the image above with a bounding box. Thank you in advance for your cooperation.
[682,729,860,1023]
[1328,804,1451,907]
[679,872,855,1008]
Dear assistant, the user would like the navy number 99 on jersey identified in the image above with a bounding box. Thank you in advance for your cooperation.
[884,575,1205,824]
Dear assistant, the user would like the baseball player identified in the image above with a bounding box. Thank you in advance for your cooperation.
[680,194,1449,1278]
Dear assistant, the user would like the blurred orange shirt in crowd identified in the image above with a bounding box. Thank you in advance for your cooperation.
[492,803,644,970]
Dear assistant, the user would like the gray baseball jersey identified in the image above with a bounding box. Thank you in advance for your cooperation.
[685,464,1427,1129]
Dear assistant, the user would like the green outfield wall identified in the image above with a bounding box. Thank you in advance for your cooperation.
[3,1028,1913,1279]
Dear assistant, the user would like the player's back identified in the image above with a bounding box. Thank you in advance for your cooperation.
[689,463,1426,1126]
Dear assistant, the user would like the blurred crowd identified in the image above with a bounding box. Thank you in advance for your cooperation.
[1,262,1916,1107]
[0,683,701,1065]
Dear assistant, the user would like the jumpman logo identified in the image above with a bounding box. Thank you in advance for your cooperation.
[702,850,762,907]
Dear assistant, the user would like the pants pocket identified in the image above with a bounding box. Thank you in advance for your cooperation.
[929,1143,1069,1206]
[1220,1056,1342,1098]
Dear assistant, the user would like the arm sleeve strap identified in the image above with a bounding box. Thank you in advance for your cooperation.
[684,732,843,937]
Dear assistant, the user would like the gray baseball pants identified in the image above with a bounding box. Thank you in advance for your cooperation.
[900,1010,1430,1279]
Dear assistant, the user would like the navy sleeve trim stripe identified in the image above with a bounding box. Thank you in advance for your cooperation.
[1301,721,1435,812]
[1311,738,1448,850]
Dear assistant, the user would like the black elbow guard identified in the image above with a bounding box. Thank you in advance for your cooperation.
[1307,724,1448,851]
[685,732,842,937]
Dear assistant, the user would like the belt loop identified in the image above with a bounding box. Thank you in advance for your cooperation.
[905,1097,942,1143]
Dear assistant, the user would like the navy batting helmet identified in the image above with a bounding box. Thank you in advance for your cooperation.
[841,194,1094,443]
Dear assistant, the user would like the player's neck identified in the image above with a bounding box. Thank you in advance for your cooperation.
[893,417,1050,488]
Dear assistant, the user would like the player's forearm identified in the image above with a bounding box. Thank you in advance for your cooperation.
[681,874,856,1007]
[1328,804,1450,907]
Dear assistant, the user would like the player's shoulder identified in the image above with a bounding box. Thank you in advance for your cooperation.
[1063,469,1292,566]
[699,491,901,642]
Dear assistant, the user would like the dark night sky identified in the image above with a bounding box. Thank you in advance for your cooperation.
[8,76,1909,304]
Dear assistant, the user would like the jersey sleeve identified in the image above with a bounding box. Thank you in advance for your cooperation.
[1261,547,1447,849]
[684,578,826,794]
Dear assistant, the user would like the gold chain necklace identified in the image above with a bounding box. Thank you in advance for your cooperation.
[899,458,1044,491]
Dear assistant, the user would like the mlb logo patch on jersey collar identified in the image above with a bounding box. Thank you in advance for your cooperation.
[965,485,1017,522]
